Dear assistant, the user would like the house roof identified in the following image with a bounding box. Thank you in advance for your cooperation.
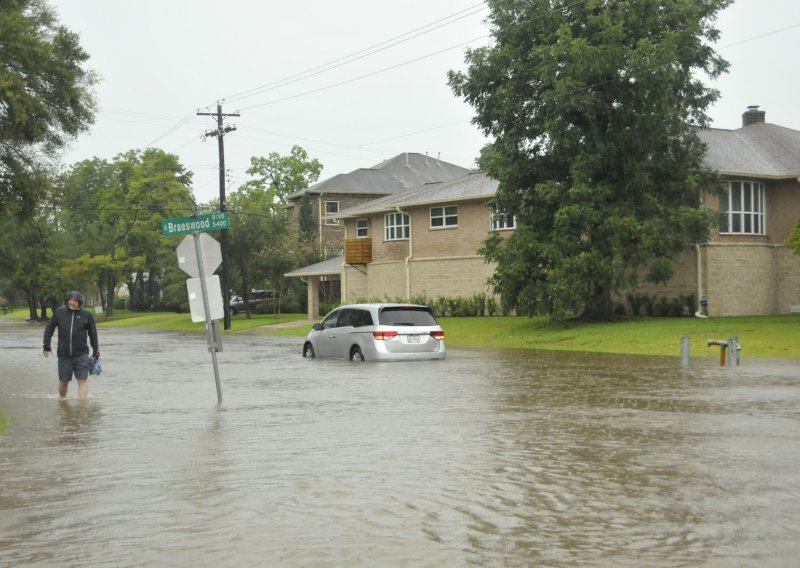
[698,122,800,178]
[284,255,344,278]
[288,153,473,200]
[332,171,498,219]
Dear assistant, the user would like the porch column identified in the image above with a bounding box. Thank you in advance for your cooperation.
[307,276,320,320]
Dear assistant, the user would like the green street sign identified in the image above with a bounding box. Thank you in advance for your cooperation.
[161,212,229,236]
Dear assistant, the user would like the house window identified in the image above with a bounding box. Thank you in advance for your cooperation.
[490,211,517,230]
[325,201,339,225]
[430,205,458,228]
[356,219,369,238]
[720,181,765,235]
[384,212,410,241]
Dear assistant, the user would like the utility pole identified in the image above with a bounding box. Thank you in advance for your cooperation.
[198,103,239,330]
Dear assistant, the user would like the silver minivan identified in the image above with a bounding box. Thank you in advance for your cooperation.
[302,303,446,362]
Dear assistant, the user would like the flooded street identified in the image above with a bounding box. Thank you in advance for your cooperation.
[2,321,799,567]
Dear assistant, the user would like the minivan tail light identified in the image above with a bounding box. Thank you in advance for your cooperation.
[430,330,445,340]
[372,330,398,341]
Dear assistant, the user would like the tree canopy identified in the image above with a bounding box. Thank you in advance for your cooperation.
[241,145,322,206]
[449,0,730,321]
[0,0,97,218]
[61,149,194,315]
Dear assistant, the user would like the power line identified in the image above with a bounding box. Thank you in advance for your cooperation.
[145,112,197,148]
[141,3,489,152]
[223,2,488,104]
[239,36,487,111]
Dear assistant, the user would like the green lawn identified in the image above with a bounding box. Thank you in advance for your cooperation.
[2,307,307,333]
[4,307,799,358]
[438,314,800,358]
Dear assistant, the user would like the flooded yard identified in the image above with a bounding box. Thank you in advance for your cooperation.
[1,321,799,566]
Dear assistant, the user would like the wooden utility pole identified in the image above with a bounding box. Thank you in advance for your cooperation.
[197,103,239,330]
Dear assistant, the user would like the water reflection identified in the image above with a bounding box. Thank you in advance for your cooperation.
[57,399,101,445]
[1,323,799,566]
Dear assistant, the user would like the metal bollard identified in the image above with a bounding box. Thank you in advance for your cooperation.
[681,335,690,368]
[727,336,740,366]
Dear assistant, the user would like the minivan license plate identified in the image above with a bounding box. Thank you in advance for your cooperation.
[407,335,421,343]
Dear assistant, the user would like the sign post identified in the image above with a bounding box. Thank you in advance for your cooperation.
[168,215,227,404]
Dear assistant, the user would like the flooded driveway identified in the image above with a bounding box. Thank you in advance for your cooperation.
[1,321,799,567]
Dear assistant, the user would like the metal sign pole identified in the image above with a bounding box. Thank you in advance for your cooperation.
[192,231,223,404]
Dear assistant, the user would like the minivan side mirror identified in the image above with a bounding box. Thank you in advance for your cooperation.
[312,322,323,331]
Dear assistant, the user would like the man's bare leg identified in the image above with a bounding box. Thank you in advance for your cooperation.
[58,381,68,400]
[77,379,88,400]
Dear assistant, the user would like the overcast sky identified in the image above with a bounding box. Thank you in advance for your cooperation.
[49,0,800,205]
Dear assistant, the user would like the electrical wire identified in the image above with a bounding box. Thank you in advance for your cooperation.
[223,3,488,105]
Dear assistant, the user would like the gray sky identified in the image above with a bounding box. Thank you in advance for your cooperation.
[50,0,800,204]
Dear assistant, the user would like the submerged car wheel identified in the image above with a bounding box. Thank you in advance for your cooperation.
[303,342,315,359]
[350,346,365,362]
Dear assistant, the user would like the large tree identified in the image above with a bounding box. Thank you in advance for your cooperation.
[0,0,97,218]
[242,145,322,206]
[449,0,730,321]
[58,149,193,314]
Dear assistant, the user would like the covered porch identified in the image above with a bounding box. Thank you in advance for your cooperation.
[285,255,344,320]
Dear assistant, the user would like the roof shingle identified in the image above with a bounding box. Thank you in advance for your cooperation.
[698,122,800,177]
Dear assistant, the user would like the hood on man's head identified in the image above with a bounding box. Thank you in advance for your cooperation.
[65,291,84,307]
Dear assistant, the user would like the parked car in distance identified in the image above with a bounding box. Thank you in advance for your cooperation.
[229,289,277,315]
[303,303,446,362]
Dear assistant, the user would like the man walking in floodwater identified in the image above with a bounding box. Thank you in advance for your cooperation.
[42,291,100,400]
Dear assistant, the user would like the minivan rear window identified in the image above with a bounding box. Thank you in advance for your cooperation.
[337,308,374,327]
[379,307,438,326]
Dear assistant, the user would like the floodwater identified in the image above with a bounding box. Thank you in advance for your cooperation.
[1,320,799,567]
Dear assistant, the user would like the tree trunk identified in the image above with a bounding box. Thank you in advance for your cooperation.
[106,271,116,317]
[37,294,48,320]
[26,288,38,320]
[579,282,615,321]
[147,269,158,310]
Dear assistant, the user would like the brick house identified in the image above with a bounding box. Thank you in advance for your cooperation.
[286,171,499,318]
[635,107,800,316]
[285,152,472,255]
[288,107,800,318]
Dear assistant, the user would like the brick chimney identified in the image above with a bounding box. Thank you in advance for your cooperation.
[742,105,765,126]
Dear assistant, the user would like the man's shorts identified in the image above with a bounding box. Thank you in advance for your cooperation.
[58,355,90,382]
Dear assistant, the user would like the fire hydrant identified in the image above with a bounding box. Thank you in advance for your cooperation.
[706,338,741,367]
[706,339,728,366]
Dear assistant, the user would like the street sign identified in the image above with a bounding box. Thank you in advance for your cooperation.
[177,233,221,278]
[186,275,225,323]
[161,212,229,237]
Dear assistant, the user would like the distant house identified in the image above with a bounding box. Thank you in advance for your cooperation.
[286,152,473,255]
[289,107,800,319]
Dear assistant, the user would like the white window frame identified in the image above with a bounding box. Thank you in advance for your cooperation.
[429,205,458,228]
[325,200,339,225]
[384,212,410,241]
[720,181,765,235]
[490,211,517,231]
[356,218,369,238]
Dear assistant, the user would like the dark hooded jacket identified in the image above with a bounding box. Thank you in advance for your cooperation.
[43,305,99,358]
